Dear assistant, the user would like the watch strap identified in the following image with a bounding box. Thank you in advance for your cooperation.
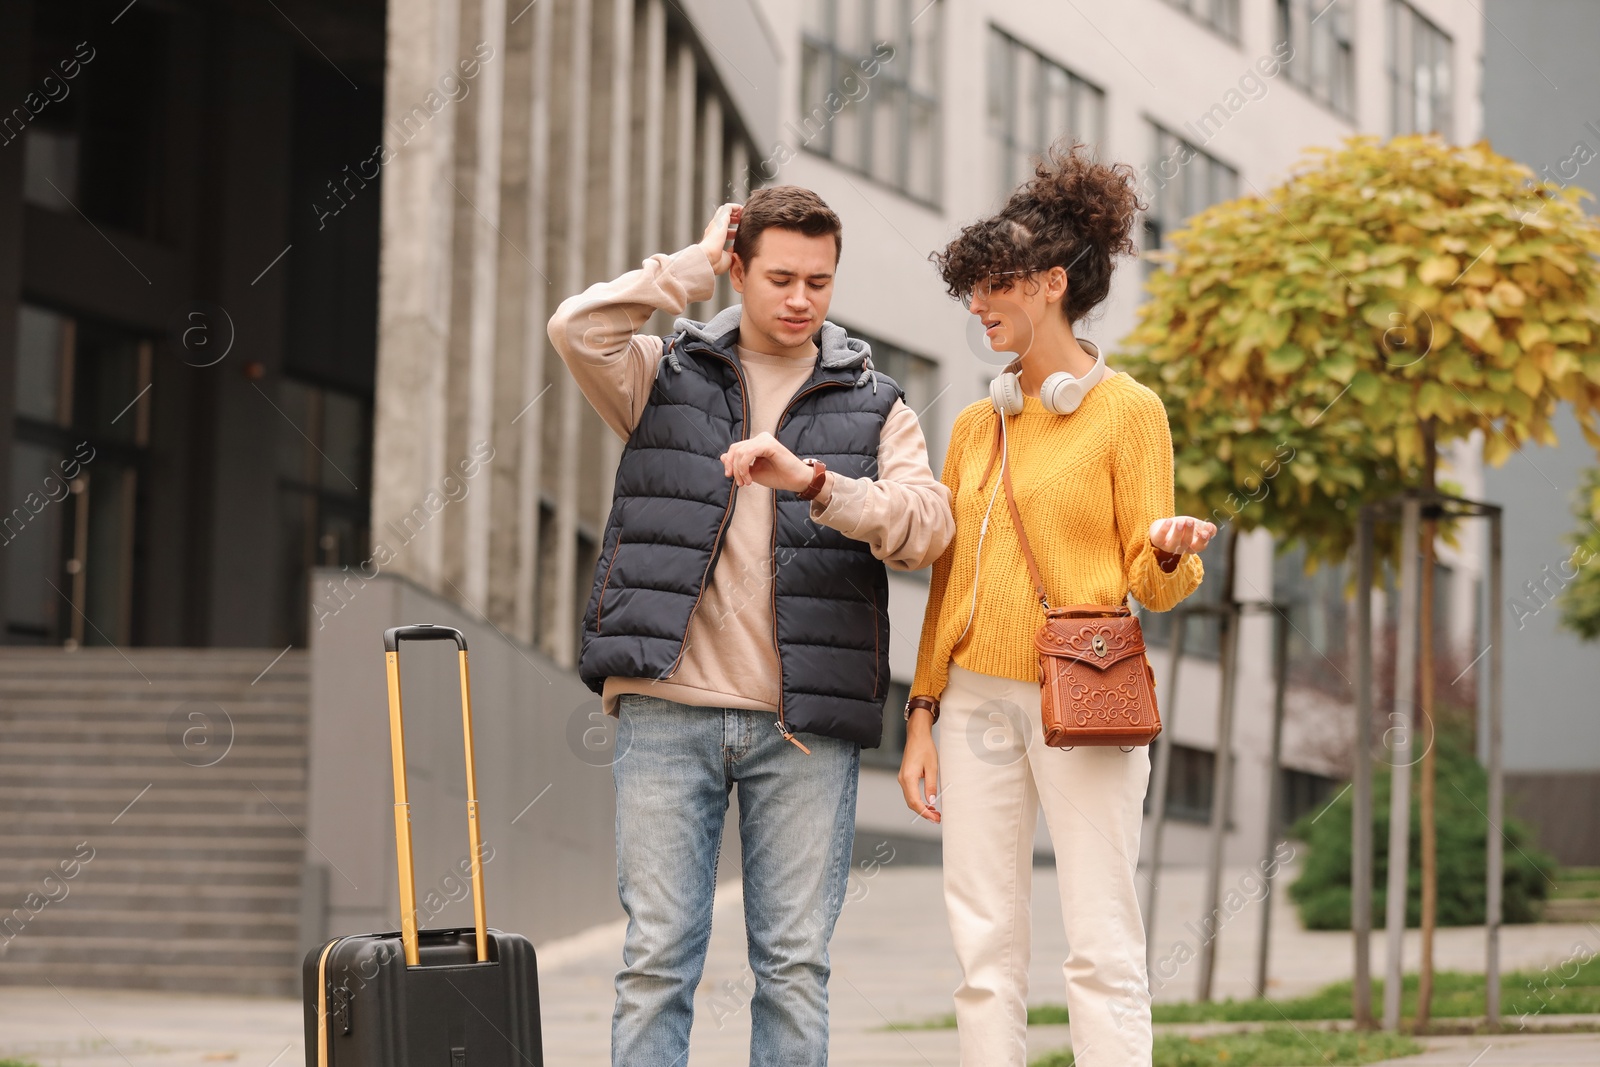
[797,458,828,502]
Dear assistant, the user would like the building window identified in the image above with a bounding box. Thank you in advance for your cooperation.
[1146,741,1230,823]
[276,379,372,647]
[1281,766,1340,830]
[1143,123,1239,258]
[23,4,169,237]
[801,0,942,205]
[1389,0,1453,139]
[843,327,943,471]
[1277,0,1355,117]
[7,305,151,647]
[1139,565,1226,664]
[1160,0,1241,40]
[988,28,1105,203]
[1273,542,1351,699]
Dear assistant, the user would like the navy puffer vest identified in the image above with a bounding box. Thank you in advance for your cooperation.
[578,306,903,747]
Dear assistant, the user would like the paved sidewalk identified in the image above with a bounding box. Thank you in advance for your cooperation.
[2,865,1597,1066]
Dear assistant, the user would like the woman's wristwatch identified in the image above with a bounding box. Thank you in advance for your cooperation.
[1153,545,1183,573]
[904,695,940,724]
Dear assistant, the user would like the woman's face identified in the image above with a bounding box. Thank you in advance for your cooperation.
[966,266,1066,356]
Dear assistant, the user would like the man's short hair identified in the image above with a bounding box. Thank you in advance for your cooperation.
[732,185,842,265]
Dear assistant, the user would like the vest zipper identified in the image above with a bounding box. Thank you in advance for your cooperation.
[769,377,851,754]
[660,344,747,680]
[595,531,623,633]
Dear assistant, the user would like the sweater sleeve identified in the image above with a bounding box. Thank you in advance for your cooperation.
[547,245,717,440]
[807,399,954,571]
[909,411,975,701]
[1114,383,1204,612]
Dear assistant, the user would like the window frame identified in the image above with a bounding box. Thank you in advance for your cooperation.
[1158,0,1243,43]
[987,26,1107,205]
[1387,0,1454,140]
[1276,0,1357,119]
[800,0,944,207]
[1141,120,1240,266]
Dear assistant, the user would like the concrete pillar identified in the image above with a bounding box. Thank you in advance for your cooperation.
[697,91,722,318]
[637,0,667,335]
[673,42,697,252]
[439,0,507,612]
[639,0,666,258]
[518,0,557,644]
[492,0,555,641]
[372,0,465,594]
[597,0,634,521]
[547,0,593,667]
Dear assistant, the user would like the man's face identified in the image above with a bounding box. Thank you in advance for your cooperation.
[730,228,837,354]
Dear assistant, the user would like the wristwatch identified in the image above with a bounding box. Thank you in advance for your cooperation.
[904,695,940,724]
[797,458,828,502]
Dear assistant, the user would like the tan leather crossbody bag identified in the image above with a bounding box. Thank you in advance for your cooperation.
[988,420,1163,749]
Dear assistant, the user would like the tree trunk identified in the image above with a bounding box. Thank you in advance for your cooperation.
[1417,420,1438,1030]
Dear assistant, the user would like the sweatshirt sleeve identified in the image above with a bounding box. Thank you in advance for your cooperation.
[908,411,974,702]
[1114,383,1204,611]
[547,245,717,440]
[807,399,954,571]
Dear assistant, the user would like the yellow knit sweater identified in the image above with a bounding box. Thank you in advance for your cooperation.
[911,371,1205,700]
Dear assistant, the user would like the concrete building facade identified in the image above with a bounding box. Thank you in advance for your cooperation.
[750,0,1487,872]
[16,0,1586,999]
[1480,0,1600,865]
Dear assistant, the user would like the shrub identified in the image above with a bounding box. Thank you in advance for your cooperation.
[1288,724,1555,929]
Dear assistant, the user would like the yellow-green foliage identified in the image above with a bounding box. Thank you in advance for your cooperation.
[1121,135,1600,569]
[1560,467,1600,639]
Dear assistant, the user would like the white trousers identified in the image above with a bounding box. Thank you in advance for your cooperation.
[937,664,1154,1067]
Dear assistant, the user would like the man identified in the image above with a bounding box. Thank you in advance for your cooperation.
[548,186,952,1065]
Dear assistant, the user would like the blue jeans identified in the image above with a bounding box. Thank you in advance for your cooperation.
[610,694,861,1067]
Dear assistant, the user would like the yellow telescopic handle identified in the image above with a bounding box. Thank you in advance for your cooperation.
[382,624,489,966]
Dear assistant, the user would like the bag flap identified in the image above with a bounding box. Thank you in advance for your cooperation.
[1036,616,1147,669]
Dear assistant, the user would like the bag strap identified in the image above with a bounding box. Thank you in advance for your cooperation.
[992,416,1051,611]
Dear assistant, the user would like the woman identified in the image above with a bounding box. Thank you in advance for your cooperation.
[899,144,1217,1066]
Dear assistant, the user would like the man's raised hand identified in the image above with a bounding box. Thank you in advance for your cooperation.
[700,203,742,276]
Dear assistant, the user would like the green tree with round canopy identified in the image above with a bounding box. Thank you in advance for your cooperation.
[1120,134,1600,1027]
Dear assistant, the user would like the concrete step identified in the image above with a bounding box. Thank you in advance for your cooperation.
[12,907,301,932]
[0,855,303,881]
[0,883,302,908]
[0,935,298,961]
[0,959,299,997]
[0,769,306,790]
[19,809,307,829]
[0,647,312,997]
[0,785,306,804]
[0,830,309,851]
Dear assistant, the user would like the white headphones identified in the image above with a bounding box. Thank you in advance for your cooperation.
[955,340,1108,650]
[989,340,1108,416]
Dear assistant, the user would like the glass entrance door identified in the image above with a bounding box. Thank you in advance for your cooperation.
[6,304,150,647]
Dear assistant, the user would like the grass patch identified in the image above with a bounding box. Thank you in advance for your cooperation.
[0,1060,39,1067]
[1030,1027,1423,1066]
[896,955,1600,1030]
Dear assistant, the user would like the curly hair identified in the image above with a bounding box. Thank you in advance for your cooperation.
[933,142,1144,323]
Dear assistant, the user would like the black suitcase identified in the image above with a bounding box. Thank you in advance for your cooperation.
[302,624,544,1067]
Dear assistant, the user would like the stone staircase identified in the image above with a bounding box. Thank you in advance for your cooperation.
[0,647,310,996]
